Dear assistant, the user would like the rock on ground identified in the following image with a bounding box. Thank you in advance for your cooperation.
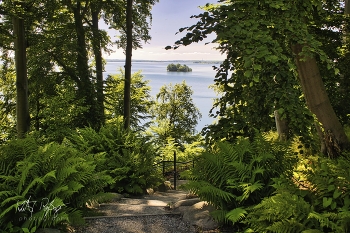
[178,201,219,230]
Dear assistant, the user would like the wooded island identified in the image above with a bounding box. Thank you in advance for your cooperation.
[167,63,192,72]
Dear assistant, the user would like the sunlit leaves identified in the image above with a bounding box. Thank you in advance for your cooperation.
[105,70,154,131]
[150,81,202,145]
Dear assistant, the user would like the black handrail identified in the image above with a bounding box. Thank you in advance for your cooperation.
[153,152,196,190]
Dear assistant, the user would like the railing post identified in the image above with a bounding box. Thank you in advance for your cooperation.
[173,151,176,190]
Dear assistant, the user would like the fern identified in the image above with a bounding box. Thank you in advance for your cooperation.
[66,123,162,195]
[183,133,297,228]
[226,208,248,224]
[0,135,114,231]
[246,153,350,233]
[246,192,315,233]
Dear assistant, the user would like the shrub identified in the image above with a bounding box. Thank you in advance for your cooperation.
[182,133,296,228]
[245,155,350,232]
[67,122,162,195]
[0,136,113,232]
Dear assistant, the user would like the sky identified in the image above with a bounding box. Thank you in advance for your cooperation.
[104,0,223,61]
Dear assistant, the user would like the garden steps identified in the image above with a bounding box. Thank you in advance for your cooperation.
[85,190,188,219]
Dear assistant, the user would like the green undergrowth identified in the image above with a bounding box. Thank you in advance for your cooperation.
[0,136,113,232]
[182,132,350,232]
[0,120,163,232]
[66,122,163,195]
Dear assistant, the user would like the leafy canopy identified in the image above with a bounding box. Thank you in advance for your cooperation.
[149,81,202,146]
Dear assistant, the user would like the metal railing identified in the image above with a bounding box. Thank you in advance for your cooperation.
[153,151,194,190]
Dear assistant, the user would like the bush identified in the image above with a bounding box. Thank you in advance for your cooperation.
[182,133,296,228]
[0,136,113,232]
[245,155,350,232]
[67,121,162,195]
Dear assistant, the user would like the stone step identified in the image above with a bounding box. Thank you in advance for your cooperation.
[115,198,169,206]
[97,203,169,216]
[92,191,188,217]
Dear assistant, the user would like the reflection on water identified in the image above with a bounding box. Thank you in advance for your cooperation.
[104,61,219,131]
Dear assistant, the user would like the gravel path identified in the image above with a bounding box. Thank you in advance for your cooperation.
[70,189,205,233]
[74,215,197,233]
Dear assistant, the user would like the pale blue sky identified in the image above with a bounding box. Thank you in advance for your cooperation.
[105,0,223,60]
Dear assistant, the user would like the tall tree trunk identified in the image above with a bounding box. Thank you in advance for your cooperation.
[13,16,29,138]
[292,44,350,157]
[73,2,96,128]
[124,0,133,130]
[274,110,288,141]
[346,0,350,15]
[91,8,104,129]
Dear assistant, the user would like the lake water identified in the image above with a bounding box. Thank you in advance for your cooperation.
[103,61,219,132]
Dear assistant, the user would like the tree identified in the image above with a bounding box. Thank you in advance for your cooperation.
[0,1,30,138]
[124,0,133,130]
[167,63,192,72]
[89,1,107,128]
[0,0,159,138]
[150,81,202,145]
[104,70,154,131]
[168,0,350,154]
[13,14,29,138]
[103,0,158,130]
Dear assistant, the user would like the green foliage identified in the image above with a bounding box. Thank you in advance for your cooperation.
[150,81,202,146]
[159,136,204,163]
[67,120,162,195]
[22,226,36,233]
[171,0,350,144]
[0,52,16,142]
[0,135,113,231]
[1,0,158,133]
[305,157,350,232]
[245,155,350,232]
[30,78,87,143]
[183,133,296,226]
[246,190,318,233]
[104,70,154,131]
[167,63,192,72]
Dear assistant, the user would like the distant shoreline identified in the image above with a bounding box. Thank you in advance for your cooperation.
[106,59,222,64]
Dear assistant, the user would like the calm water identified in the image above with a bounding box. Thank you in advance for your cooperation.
[103,61,219,131]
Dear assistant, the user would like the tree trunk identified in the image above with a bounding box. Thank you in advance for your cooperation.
[274,110,288,141]
[124,0,133,130]
[13,16,29,138]
[346,0,350,15]
[73,2,96,128]
[91,8,104,129]
[292,44,349,157]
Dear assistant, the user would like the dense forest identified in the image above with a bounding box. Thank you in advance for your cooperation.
[1,0,350,232]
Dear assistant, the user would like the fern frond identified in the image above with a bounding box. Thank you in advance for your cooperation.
[48,185,69,199]
[239,181,263,202]
[267,219,304,233]
[211,209,229,224]
[0,190,14,199]
[0,195,23,208]
[308,211,340,231]
[226,207,248,224]
[22,198,68,229]
[184,180,235,208]
[0,195,24,219]
[17,162,37,194]
[21,177,45,197]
